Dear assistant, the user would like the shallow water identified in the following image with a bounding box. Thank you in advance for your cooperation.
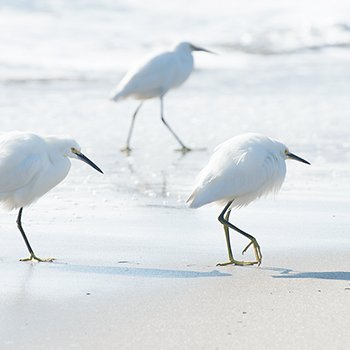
[0,0,349,240]
[0,3,350,349]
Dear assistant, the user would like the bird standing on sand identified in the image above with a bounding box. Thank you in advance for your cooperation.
[110,41,214,153]
[0,132,103,262]
[187,133,310,266]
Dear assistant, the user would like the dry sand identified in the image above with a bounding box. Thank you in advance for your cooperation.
[1,197,349,350]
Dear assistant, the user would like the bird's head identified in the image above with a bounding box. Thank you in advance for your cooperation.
[175,41,215,54]
[49,137,103,174]
[70,146,104,174]
[283,146,310,165]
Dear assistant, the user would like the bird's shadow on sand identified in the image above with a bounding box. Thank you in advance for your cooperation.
[49,263,231,279]
[47,263,349,281]
[263,267,350,281]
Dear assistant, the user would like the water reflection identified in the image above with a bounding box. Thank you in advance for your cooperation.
[114,147,205,204]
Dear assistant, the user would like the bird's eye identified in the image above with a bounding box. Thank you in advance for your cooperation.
[71,147,77,153]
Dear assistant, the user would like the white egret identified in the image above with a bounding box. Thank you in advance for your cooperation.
[187,133,310,266]
[0,131,103,262]
[110,41,214,153]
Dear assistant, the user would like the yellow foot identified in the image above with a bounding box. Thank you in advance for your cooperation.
[175,147,192,154]
[242,241,253,255]
[120,147,132,155]
[241,241,263,266]
[217,259,259,267]
[20,256,55,262]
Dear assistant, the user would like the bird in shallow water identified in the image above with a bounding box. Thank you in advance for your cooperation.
[0,131,103,262]
[110,41,214,154]
[187,133,310,266]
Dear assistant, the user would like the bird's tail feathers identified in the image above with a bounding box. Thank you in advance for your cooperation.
[186,191,197,208]
[109,89,126,102]
[186,189,207,209]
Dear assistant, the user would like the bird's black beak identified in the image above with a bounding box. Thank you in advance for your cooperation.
[76,152,104,173]
[286,152,310,165]
[191,44,216,54]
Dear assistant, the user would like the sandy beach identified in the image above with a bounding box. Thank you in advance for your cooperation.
[1,194,349,349]
[1,0,350,349]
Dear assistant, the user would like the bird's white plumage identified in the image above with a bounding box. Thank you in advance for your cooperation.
[0,131,103,261]
[110,41,213,151]
[110,42,195,101]
[0,132,80,210]
[187,133,288,209]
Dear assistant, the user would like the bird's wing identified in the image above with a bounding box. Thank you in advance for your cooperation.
[113,52,177,98]
[0,133,47,194]
[0,153,45,193]
[188,144,282,208]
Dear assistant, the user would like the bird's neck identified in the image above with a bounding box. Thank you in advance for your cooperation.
[177,49,193,65]
[177,48,192,57]
[48,147,71,175]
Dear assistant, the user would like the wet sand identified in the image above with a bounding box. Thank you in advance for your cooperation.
[1,6,350,346]
[1,196,349,349]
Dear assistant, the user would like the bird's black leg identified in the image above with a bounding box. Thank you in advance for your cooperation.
[217,201,262,266]
[160,96,191,153]
[17,208,35,257]
[121,101,143,154]
[221,208,234,263]
[16,207,54,262]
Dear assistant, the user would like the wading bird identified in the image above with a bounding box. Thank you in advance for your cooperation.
[0,132,103,262]
[187,133,310,266]
[110,41,214,153]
